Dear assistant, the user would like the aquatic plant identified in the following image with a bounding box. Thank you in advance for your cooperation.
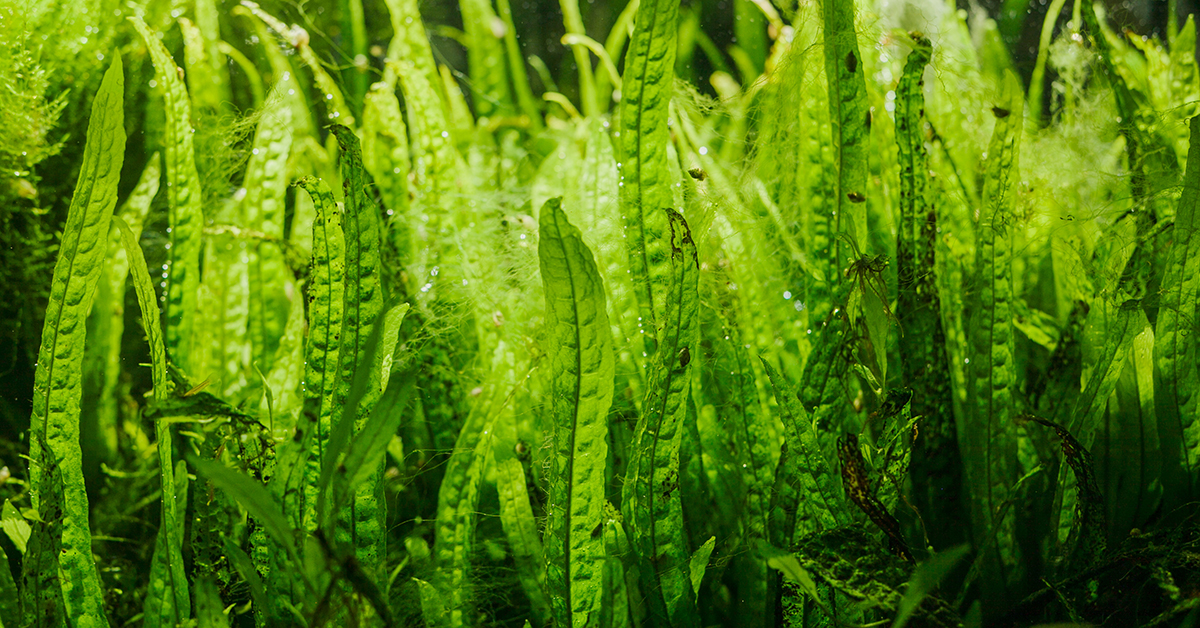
[1,0,1198,626]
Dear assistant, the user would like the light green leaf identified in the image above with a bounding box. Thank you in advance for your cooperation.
[143,460,191,628]
[688,536,715,597]
[539,196,616,627]
[25,53,124,628]
[459,0,513,117]
[622,209,700,628]
[822,0,870,264]
[762,358,848,543]
[116,213,190,627]
[329,124,389,582]
[1155,116,1200,505]
[964,71,1024,583]
[496,458,550,624]
[1,501,30,554]
[131,17,204,374]
[292,175,345,533]
[194,577,231,628]
[617,0,680,354]
[244,81,294,374]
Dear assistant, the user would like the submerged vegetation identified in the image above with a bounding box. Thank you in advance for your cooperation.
[1,0,1198,625]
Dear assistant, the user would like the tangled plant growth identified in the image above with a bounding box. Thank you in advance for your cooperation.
[2,0,1199,625]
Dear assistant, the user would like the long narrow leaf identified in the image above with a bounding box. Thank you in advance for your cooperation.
[131,17,204,373]
[617,0,680,354]
[115,216,189,625]
[539,197,616,627]
[822,0,870,264]
[24,54,124,628]
[964,71,1024,604]
[622,209,701,628]
[1155,115,1200,506]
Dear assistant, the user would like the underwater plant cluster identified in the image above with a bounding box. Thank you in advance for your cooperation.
[1,0,1199,626]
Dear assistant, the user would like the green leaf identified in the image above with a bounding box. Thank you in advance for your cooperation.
[539,196,616,627]
[182,0,231,116]
[192,227,251,399]
[260,276,308,436]
[336,305,412,493]
[86,152,161,469]
[1070,299,1142,446]
[382,0,441,100]
[24,53,124,628]
[0,542,17,625]
[116,214,190,627]
[361,79,412,279]
[1155,116,1200,506]
[622,209,701,628]
[688,536,716,597]
[494,0,543,128]
[759,542,822,603]
[496,458,550,625]
[1025,415,1107,571]
[822,0,870,264]
[894,37,961,549]
[244,80,294,374]
[460,0,513,117]
[329,124,389,582]
[964,71,1024,588]
[390,54,463,208]
[762,358,848,545]
[432,348,519,627]
[292,175,345,533]
[694,324,772,622]
[330,125,387,422]
[1,501,30,554]
[238,6,317,140]
[143,460,191,628]
[316,305,400,530]
[194,577,231,628]
[189,455,296,558]
[892,545,970,628]
[617,0,680,354]
[21,449,66,628]
[557,0,598,117]
[224,538,269,618]
[600,510,634,628]
[132,17,204,374]
[1080,0,1175,226]
[417,578,449,627]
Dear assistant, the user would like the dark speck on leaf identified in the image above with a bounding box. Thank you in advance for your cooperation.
[992,106,1010,118]
[848,191,866,203]
[846,51,857,73]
